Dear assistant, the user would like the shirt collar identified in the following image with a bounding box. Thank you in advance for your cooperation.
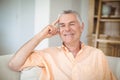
[61,41,85,53]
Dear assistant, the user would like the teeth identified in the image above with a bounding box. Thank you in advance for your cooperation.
[64,34,73,36]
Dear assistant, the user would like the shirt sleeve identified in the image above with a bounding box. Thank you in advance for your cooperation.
[20,50,44,71]
[99,51,117,80]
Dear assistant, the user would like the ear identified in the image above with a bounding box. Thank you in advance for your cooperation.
[80,22,84,32]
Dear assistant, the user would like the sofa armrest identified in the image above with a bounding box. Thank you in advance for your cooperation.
[21,67,42,80]
[107,56,120,80]
[0,55,20,80]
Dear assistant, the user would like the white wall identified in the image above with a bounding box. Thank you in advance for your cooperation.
[80,0,89,44]
[0,0,89,55]
[34,0,50,49]
[0,0,34,55]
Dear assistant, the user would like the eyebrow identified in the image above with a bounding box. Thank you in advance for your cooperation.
[59,21,76,25]
[69,21,76,23]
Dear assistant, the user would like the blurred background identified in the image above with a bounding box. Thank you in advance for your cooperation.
[0,0,89,55]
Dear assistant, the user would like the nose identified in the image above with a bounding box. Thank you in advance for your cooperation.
[65,25,71,31]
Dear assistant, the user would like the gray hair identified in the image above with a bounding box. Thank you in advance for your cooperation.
[58,10,82,23]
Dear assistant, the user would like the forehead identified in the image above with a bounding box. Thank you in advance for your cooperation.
[59,13,78,23]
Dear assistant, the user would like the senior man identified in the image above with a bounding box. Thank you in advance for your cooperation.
[9,10,116,80]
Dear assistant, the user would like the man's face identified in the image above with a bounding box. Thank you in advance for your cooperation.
[58,13,84,44]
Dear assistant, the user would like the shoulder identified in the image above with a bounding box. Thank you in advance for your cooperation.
[83,45,105,56]
[84,45,102,52]
[43,47,61,52]
[34,47,61,55]
[83,45,108,63]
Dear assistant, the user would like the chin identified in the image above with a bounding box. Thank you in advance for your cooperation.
[63,40,73,44]
[61,36,74,44]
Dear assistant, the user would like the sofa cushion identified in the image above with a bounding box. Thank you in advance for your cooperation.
[107,56,120,80]
[20,66,42,80]
[0,55,20,80]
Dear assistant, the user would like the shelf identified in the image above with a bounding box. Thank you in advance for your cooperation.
[94,15,120,19]
[102,0,120,2]
[96,39,120,44]
[100,19,120,22]
[89,34,120,40]
[102,15,120,19]
[88,0,120,57]
[92,34,110,38]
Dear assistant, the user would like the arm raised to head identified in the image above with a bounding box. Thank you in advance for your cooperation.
[8,19,59,71]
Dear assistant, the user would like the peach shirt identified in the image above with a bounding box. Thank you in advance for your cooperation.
[21,43,116,80]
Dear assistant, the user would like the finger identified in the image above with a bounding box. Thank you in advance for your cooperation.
[52,28,59,35]
[51,17,59,27]
[48,25,58,35]
[48,25,53,34]
[48,25,56,33]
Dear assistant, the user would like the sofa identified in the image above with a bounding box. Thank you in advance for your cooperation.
[0,54,120,80]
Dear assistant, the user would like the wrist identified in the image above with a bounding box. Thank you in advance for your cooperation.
[35,31,46,41]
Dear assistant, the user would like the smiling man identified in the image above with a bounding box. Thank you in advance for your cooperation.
[58,12,84,57]
[9,10,116,80]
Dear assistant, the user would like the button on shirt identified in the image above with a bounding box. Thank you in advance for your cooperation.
[20,43,116,80]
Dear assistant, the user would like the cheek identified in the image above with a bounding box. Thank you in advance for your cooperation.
[59,28,64,35]
[74,27,82,36]
[59,29,63,38]
[73,26,80,32]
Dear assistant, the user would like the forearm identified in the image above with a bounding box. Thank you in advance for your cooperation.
[8,32,45,71]
[8,19,59,71]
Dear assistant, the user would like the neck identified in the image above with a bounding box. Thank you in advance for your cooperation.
[64,41,81,57]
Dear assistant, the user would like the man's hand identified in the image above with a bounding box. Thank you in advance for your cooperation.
[41,19,59,38]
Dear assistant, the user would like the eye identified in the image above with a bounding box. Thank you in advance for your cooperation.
[58,24,65,27]
[69,22,75,26]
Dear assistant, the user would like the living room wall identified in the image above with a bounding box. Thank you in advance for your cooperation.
[0,0,34,55]
[0,0,89,55]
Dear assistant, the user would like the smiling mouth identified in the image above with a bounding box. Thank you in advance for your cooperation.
[64,33,74,36]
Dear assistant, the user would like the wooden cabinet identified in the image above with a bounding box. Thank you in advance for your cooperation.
[88,0,120,57]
